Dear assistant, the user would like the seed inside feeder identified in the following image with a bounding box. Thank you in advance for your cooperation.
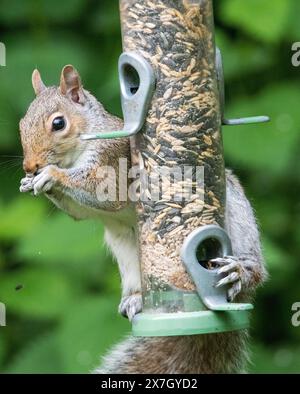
[121,0,225,312]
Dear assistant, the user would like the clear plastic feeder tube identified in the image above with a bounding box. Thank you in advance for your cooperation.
[120,0,225,314]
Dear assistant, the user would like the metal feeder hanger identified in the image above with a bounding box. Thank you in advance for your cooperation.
[82,0,269,337]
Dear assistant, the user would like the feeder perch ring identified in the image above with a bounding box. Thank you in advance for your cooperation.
[81,51,156,140]
[181,225,253,312]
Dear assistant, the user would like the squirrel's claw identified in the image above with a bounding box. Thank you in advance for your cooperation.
[119,293,142,322]
[215,272,240,288]
[228,280,242,302]
[210,256,244,301]
[216,260,240,274]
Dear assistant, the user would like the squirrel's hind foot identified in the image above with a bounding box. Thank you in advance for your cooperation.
[210,256,244,302]
[119,293,142,322]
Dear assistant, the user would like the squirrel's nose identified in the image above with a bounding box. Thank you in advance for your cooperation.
[23,160,39,175]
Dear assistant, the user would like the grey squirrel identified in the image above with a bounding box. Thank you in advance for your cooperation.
[19,65,267,373]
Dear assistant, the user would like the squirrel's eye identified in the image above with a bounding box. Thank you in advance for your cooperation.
[52,116,66,132]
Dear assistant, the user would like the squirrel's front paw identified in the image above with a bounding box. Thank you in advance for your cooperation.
[119,293,142,321]
[210,256,245,302]
[20,175,34,193]
[32,165,60,196]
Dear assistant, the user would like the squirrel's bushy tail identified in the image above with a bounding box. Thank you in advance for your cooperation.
[94,331,250,374]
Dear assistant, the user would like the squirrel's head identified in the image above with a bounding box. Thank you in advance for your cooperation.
[20,65,99,175]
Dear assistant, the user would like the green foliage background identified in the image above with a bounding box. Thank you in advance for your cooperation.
[0,0,299,373]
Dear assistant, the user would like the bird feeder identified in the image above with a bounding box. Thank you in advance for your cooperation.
[83,0,269,337]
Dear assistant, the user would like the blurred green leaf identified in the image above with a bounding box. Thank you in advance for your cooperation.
[0,95,20,149]
[0,0,85,25]
[0,33,92,116]
[224,84,300,176]
[0,0,29,25]
[262,237,288,271]
[261,237,293,289]
[0,268,74,319]
[89,0,121,35]
[16,212,116,290]
[39,0,86,24]
[17,213,105,265]
[5,332,62,373]
[0,334,7,369]
[287,0,300,40]
[0,196,46,241]
[250,343,300,373]
[58,296,130,373]
[254,196,290,239]
[221,0,291,43]
[216,30,274,80]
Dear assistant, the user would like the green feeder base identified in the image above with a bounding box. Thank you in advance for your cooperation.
[132,293,253,337]
[132,309,252,337]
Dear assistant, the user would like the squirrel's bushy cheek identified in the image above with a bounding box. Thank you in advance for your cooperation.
[69,113,87,129]
[52,136,80,163]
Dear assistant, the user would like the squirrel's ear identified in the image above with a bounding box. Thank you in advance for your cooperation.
[32,69,46,96]
[60,65,85,104]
